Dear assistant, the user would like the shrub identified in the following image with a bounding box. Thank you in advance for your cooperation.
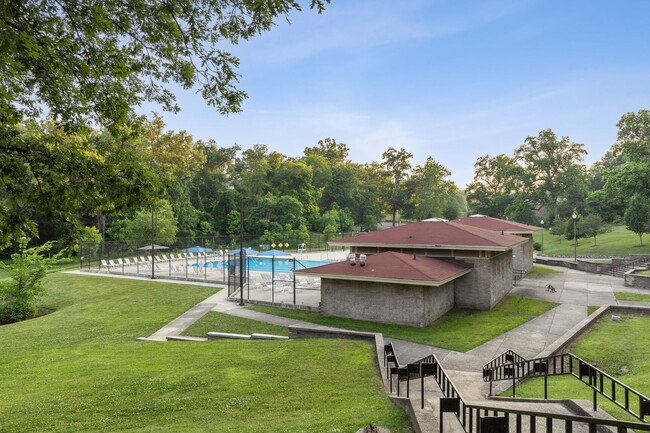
[533,241,542,251]
[0,299,36,324]
[0,237,55,324]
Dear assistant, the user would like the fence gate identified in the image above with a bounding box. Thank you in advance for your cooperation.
[227,252,248,299]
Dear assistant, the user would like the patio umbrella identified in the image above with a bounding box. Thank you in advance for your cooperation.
[227,248,259,256]
[182,246,215,266]
[137,244,169,250]
[258,249,292,257]
[183,246,214,253]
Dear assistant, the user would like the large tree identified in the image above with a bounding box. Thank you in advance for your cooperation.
[408,157,458,221]
[624,194,650,246]
[381,147,413,226]
[0,121,159,248]
[0,0,329,248]
[1,0,329,126]
[466,154,525,218]
[515,129,587,218]
[614,110,650,162]
[603,110,650,213]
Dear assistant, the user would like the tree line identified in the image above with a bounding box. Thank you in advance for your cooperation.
[1,114,463,251]
[2,0,649,255]
[466,109,650,245]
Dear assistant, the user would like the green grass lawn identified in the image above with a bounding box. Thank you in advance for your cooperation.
[184,311,289,337]
[530,266,563,274]
[505,314,650,422]
[250,296,558,352]
[615,292,650,303]
[534,225,650,257]
[0,273,409,432]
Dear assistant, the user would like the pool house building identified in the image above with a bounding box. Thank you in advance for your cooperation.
[297,219,535,326]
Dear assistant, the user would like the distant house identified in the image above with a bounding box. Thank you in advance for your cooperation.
[297,220,530,326]
[452,215,541,273]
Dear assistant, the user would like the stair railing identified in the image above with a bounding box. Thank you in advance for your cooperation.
[483,351,650,423]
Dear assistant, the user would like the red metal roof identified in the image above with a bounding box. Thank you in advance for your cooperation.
[330,221,526,250]
[452,215,541,233]
[296,251,471,286]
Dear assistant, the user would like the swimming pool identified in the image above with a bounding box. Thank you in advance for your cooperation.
[196,257,336,273]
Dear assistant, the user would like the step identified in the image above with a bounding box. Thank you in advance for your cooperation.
[207,331,251,340]
[250,333,289,340]
[166,335,208,342]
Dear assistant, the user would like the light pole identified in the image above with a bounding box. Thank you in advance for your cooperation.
[572,212,577,262]
[151,205,156,279]
[239,197,245,306]
[540,219,544,253]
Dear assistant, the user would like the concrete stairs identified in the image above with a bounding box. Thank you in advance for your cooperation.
[601,257,650,278]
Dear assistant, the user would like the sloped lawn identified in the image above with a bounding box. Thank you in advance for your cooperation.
[250,296,558,352]
[0,273,409,432]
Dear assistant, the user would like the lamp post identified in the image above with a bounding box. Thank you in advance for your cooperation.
[239,197,245,306]
[540,219,544,253]
[572,212,577,262]
[151,205,156,280]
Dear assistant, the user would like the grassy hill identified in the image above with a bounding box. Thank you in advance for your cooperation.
[534,225,650,258]
[0,273,409,432]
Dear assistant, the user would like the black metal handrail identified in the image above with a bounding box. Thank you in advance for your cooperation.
[382,345,650,433]
[483,351,650,422]
[462,402,650,433]
[513,269,526,285]
[483,349,527,372]
[393,350,650,433]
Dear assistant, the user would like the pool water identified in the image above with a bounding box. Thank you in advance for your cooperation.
[196,257,335,273]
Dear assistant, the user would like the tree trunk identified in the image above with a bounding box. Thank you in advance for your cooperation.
[392,209,397,227]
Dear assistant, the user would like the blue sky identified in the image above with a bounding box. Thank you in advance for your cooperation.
[145,0,650,188]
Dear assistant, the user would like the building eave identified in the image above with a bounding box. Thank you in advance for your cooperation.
[327,241,521,252]
[299,268,472,287]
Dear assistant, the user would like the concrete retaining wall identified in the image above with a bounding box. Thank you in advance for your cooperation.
[624,269,650,289]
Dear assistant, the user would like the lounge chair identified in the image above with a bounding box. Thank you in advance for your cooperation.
[260,273,273,288]
[101,259,111,270]
[277,273,293,282]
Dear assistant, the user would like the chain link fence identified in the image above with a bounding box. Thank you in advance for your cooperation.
[79,233,354,308]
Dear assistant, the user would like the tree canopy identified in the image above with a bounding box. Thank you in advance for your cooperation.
[1,0,329,127]
[0,0,329,248]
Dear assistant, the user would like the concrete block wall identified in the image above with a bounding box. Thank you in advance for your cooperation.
[320,279,454,327]
[453,251,512,310]
[423,281,455,324]
[512,239,534,273]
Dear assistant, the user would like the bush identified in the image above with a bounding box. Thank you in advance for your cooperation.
[533,241,542,251]
[0,237,54,325]
[0,299,36,324]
